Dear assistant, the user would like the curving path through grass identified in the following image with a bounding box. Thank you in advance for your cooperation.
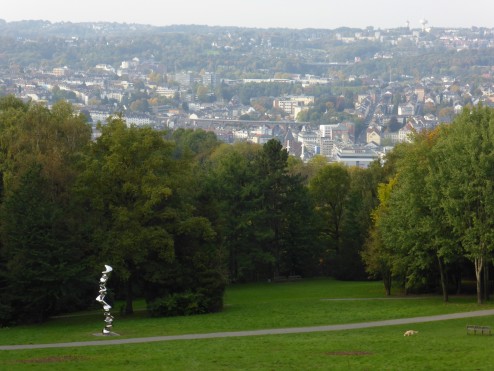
[2,309,494,351]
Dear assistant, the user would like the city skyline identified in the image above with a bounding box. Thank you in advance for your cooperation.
[2,0,494,30]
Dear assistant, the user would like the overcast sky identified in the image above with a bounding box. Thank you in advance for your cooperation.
[2,0,494,29]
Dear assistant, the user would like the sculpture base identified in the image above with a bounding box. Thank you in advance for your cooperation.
[92,332,120,337]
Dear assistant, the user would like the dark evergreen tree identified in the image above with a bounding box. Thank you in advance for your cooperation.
[252,139,317,280]
[0,165,92,325]
[204,142,262,282]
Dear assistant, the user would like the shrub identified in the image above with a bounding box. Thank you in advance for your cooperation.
[0,302,14,327]
[147,291,208,317]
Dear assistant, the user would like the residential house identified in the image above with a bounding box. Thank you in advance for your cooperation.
[366,125,382,145]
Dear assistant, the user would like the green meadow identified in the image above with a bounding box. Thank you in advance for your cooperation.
[1,279,494,370]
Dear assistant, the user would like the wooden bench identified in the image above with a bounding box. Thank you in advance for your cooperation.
[466,325,491,335]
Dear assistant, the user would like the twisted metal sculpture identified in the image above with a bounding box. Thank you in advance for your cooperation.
[96,265,115,335]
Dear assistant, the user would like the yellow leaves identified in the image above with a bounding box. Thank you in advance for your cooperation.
[148,97,159,106]
[376,183,389,206]
[0,97,91,194]
[142,186,173,212]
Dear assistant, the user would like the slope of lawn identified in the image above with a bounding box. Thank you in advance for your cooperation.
[1,278,493,370]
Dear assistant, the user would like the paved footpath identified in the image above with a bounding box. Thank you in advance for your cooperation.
[2,309,494,351]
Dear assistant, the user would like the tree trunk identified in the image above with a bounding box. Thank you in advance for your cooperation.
[437,255,448,302]
[475,256,483,305]
[125,277,134,315]
[273,240,280,279]
[483,261,490,301]
[383,271,392,296]
[229,244,237,282]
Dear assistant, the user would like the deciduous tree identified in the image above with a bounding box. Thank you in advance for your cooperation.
[76,117,177,313]
[431,106,494,303]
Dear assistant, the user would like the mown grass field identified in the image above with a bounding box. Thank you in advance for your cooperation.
[1,278,494,370]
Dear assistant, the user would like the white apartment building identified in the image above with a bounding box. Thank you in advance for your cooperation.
[273,95,314,117]
[124,114,156,127]
[297,129,318,145]
[89,110,112,124]
[156,87,178,99]
[95,64,116,73]
[319,123,350,142]
[320,137,335,157]
[333,145,378,168]
[398,103,415,116]
[233,129,249,140]
[202,72,218,88]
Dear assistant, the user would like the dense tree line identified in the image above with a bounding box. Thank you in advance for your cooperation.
[0,98,228,324]
[0,96,383,326]
[3,96,492,327]
[363,105,494,303]
[0,96,93,323]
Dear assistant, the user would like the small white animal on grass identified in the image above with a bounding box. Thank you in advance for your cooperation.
[403,330,418,336]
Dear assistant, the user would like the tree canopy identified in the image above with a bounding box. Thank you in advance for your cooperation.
[365,106,494,302]
[2,96,494,326]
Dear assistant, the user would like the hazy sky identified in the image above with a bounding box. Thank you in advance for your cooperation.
[2,0,494,29]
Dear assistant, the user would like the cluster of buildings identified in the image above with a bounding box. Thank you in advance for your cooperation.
[3,58,494,168]
[188,72,494,167]
[2,22,494,168]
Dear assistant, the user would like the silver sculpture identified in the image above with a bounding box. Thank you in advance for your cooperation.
[96,265,115,335]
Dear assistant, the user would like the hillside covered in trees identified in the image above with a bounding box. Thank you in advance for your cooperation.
[1,20,493,80]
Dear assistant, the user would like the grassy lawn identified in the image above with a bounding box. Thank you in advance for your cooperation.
[1,278,494,370]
